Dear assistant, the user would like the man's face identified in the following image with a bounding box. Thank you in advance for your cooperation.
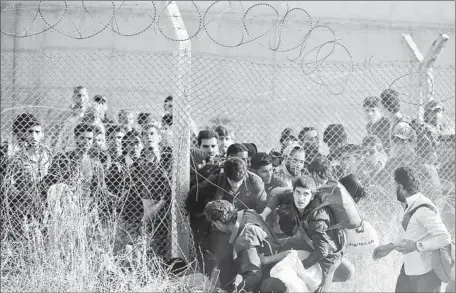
[302,130,319,150]
[109,131,124,150]
[364,107,382,124]
[120,113,135,126]
[125,139,142,158]
[94,134,105,149]
[26,125,43,148]
[286,150,305,177]
[255,164,273,184]
[143,127,159,147]
[200,138,219,158]
[293,187,313,210]
[340,151,359,175]
[75,131,93,152]
[218,135,233,155]
[230,151,248,166]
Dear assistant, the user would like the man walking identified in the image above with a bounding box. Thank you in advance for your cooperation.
[372,166,452,293]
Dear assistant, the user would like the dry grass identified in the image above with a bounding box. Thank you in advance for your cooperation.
[1,183,454,292]
[0,187,199,293]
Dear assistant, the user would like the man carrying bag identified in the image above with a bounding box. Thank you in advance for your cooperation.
[372,166,453,293]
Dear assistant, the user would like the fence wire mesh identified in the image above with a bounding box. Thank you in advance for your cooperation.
[1,51,455,291]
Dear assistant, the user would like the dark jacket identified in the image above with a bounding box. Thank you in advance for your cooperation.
[231,210,281,292]
[299,195,345,270]
[185,171,267,241]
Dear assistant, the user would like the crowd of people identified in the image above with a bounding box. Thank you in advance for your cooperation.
[0,85,454,292]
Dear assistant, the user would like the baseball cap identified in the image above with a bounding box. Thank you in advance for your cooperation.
[392,122,416,141]
[94,95,107,103]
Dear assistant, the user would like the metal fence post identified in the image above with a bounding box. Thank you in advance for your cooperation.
[165,1,192,260]
[401,33,449,121]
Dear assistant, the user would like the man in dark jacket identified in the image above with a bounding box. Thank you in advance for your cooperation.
[185,157,266,290]
[276,175,346,293]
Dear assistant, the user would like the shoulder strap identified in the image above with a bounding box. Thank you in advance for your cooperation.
[402,203,437,231]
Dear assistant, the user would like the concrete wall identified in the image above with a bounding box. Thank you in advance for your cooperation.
[1,1,455,65]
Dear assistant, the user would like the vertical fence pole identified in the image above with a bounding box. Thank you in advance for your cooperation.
[165,1,192,259]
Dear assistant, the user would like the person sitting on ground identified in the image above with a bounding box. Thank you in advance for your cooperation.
[204,199,285,292]
[184,158,266,288]
[273,143,307,188]
[214,125,235,159]
[363,96,391,155]
[298,126,323,168]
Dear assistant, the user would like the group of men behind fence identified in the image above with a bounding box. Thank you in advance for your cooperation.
[0,85,454,292]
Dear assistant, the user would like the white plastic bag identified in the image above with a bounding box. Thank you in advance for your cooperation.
[344,220,379,254]
[270,250,322,292]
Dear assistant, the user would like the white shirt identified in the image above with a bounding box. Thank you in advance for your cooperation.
[393,192,451,276]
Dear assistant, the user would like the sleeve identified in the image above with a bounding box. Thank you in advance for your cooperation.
[302,209,332,269]
[235,248,263,292]
[251,175,267,213]
[415,207,452,252]
[234,225,266,292]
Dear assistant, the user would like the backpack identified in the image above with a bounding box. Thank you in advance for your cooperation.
[310,180,363,230]
[339,174,366,204]
[403,204,455,283]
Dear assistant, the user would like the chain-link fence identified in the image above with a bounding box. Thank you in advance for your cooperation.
[1,51,455,290]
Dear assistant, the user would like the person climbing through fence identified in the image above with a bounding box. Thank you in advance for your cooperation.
[185,157,267,290]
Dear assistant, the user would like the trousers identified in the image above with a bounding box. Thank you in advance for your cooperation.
[395,265,442,293]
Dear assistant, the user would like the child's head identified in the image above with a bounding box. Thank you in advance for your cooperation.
[363,96,383,124]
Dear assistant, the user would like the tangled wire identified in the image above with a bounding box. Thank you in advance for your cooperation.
[1,1,354,95]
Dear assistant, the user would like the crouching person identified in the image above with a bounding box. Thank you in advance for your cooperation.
[205,200,288,292]
[278,176,347,293]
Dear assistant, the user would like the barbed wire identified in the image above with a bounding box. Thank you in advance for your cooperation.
[1,1,454,100]
[1,1,357,95]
